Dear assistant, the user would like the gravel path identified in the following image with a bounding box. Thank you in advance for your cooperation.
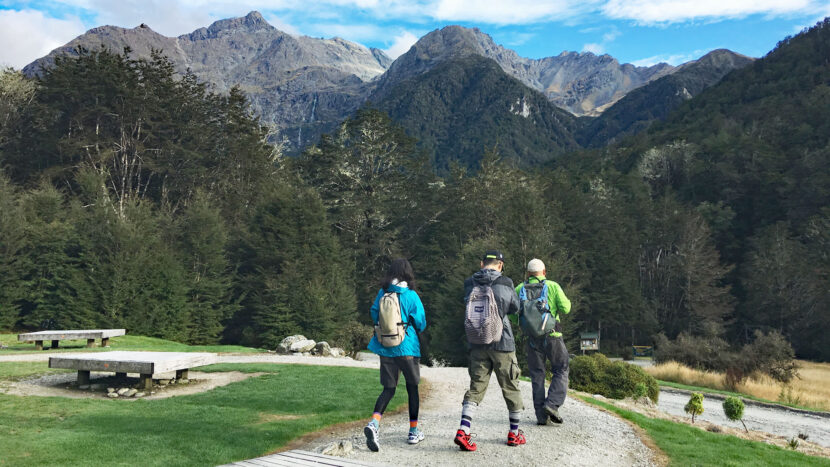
[301,366,656,467]
[658,389,830,447]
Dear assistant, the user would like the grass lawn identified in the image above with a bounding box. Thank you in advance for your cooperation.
[0,334,264,354]
[0,362,404,466]
[577,395,830,466]
[657,380,826,413]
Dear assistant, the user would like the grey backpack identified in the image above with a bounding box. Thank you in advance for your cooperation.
[465,285,503,344]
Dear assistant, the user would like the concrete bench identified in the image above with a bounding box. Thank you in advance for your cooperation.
[18,329,126,350]
[49,351,217,390]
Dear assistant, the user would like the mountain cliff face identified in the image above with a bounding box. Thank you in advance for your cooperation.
[24,11,391,151]
[578,49,755,147]
[376,25,675,116]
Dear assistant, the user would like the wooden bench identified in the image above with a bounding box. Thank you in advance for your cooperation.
[18,329,126,350]
[221,450,381,466]
[49,351,217,390]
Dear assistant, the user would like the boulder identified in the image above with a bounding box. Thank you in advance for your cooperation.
[329,347,345,358]
[313,341,332,356]
[135,392,146,398]
[107,387,115,394]
[125,389,138,397]
[116,388,130,396]
[290,339,316,353]
[158,379,171,386]
[107,393,119,398]
[278,335,307,353]
[319,440,353,457]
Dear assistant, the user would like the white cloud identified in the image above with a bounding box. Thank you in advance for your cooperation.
[431,0,600,24]
[0,9,86,69]
[582,42,605,54]
[384,30,418,58]
[602,0,822,24]
[631,52,695,66]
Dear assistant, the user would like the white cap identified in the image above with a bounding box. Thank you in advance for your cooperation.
[527,258,545,273]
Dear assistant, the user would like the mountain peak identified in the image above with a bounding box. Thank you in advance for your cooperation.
[189,10,274,39]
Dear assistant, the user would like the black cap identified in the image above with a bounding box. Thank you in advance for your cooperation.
[482,250,504,262]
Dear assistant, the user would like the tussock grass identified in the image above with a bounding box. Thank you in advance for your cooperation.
[646,360,830,411]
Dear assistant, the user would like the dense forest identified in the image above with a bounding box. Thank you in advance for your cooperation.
[1,18,828,363]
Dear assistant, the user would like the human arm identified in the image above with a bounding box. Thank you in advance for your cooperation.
[409,291,427,333]
[369,289,384,324]
[548,282,571,315]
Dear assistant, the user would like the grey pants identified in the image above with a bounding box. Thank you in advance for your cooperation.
[526,335,569,420]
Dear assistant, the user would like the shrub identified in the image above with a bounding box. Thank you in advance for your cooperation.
[570,353,659,403]
[741,330,798,383]
[333,322,374,359]
[684,392,704,423]
[654,332,733,371]
[722,396,747,432]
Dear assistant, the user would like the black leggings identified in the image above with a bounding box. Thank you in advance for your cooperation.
[373,384,420,421]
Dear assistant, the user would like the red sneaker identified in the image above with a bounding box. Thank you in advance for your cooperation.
[507,429,526,446]
[454,429,477,451]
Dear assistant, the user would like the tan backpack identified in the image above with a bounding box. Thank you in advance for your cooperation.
[375,292,407,347]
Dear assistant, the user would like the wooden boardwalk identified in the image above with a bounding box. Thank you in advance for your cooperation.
[221,450,382,467]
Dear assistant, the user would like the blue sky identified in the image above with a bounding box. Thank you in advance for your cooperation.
[1,1,829,69]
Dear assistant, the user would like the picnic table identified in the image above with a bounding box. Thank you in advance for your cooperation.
[49,351,217,390]
[18,329,126,350]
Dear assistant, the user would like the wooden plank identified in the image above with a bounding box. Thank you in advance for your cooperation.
[246,456,305,467]
[48,351,217,375]
[279,451,370,466]
[18,329,126,342]
[290,451,377,466]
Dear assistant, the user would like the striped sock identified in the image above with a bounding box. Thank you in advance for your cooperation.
[410,420,418,433]
[370,412,381,427]
[509,411,521,434]
[459,401,476,434]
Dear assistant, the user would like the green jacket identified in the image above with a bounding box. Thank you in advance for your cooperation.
[513,275,571,337]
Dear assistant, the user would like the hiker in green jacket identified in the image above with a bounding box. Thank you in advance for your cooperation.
[515,258,571,425]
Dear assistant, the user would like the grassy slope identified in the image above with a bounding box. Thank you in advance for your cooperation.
[0,363,404,466]
[577,395,830,466]
[0,334,264,354]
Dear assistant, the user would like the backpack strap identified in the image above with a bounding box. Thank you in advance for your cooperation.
[518,282,528,301]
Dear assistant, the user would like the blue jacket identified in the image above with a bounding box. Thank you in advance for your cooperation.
[367,284,427,357]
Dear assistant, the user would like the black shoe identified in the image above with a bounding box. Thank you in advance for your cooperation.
[545,406,563,424]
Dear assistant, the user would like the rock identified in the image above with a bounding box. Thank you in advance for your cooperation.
[278,335,307,353]
[158,379,171,386]
[107,393,119,398]
[90,384,105,391]
[319,440,353,457]
[117,388,130,396]
[125,389,138,397]
[135,392,146,398]
[107,387,115,394]
[329,347,345,358]
[314,341,332,357]
[179,379,189,384]
[78,384,90,390]
[634,396,655,408]
[592,394,606,400]
[289,339,316,353]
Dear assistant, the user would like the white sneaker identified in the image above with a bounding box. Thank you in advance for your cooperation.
[364,422,380,452]
[408,428,425,445]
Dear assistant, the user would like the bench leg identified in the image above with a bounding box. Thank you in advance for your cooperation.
[115,372,127,379]
[77,370,90,385]
[139,374,153,391]
[175,369,189,380]
[86,339,96,348]
[101,338,110,348]
[51,340,59,349]
[35,340,43,351]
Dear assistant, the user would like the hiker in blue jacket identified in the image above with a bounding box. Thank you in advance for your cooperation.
[364,258,427,452]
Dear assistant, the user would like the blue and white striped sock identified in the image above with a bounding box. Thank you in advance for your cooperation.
[459,401,477,434]
[509,411,521,434]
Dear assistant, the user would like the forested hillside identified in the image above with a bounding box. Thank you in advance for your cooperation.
[1,19,828,363]
[373,55,580,171]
